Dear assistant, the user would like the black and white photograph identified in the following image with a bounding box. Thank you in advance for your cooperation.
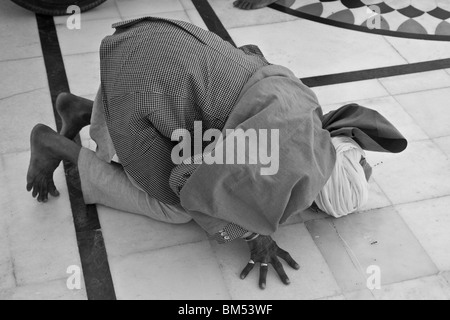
[1,0,450,302]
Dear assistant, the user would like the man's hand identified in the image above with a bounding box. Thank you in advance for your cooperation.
[240,235,300,289]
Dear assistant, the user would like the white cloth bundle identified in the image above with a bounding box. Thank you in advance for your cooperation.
[316,136,369,218]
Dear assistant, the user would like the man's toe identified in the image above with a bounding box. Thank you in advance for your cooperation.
[234,0,248,9]
[48,180,60,197]
[32,185,39,198]
[37,184,45,202]
[41,185,48,202]
[49,187,60,197]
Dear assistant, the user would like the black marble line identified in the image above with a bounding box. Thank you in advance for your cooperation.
[191,0,236,46]
[302,58,450,87]
[36,14,116,301]
[269,3,450,42]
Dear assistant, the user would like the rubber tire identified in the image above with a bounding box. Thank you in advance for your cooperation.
[10,0,108,16]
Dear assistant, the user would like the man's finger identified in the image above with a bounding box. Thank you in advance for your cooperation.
[240,261,255,279]
[259,263,269,290]
[278,248,300,270]
[272,258,290,285]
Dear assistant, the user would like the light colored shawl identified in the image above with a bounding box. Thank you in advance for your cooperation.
[316,136,369,218]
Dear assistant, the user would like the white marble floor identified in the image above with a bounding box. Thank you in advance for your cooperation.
[1,0,450,300]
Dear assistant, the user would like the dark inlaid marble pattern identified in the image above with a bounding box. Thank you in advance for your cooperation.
[276,0,450,38]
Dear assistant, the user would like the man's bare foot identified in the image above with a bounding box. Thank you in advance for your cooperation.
[233,0,278,10]
[56,92,93,140]
[26,124,63,202]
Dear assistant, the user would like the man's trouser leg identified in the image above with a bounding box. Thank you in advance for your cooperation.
[76,87,191,224]
[78,148,191,224]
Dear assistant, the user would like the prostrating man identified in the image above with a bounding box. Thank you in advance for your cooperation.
[27,17,407,289]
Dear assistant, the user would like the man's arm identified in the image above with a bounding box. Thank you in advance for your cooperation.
[186,209,251,243]
[184,207,299,289]
[168,140,300,290]
[169,157,251,242]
